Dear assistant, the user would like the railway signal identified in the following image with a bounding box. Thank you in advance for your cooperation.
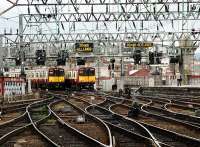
[35,50,46,65]
[110,58,115,70]
[77,58,86,65]
[57,50,69,66]
[148,51,162,64]
[133,49,141,64]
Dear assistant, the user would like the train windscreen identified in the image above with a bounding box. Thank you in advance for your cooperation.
[49,69,54,76]
[88,68,95,76]
[79,68,95,76]
[79,68,85,76]
[59,69,65,76]
[49,68,65,76]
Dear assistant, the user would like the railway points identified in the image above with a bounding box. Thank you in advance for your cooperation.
[0,89,199,146]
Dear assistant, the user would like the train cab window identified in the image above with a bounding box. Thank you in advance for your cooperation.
[79,69,85,76]
[49,70,54,76]
[89,68,95,76]
[59,69,65,76]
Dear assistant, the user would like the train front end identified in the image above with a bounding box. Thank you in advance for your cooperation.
[78,67,96,89]
[48,67,65,89]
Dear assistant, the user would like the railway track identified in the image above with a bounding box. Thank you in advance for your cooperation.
[0,113,29,140]
[0,95,50,113]
[143,105,200,127]
[165,103,200,117]
[134,95,171,107]
[176,97,200,104]
[1,126,53,147]
[38,114,94,147]
[67,93,161,147]
[110,103,200,147]
[3,90,199,147]
[27,96,72,147]
[0,94,56,146]
[0,111,24,124]
[27,93,110,147]
[50,98,112,147]
[170,99,200,108]
[0,98,51,147]
[93,93,200,147]
[135,94,200,109]
[26,97,63,147]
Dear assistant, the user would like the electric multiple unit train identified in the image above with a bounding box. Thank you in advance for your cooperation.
[65,67,96,90]
[4,66,96,90]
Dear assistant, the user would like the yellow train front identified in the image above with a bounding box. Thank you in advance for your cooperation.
[65,67,96,90]
[78,67,96,89]
[48,67,65,89]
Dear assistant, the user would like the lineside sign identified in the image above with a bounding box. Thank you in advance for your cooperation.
[75,42,94,52]
[125,42,153,48]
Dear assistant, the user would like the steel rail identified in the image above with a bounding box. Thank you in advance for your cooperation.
[49,97,113,147]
